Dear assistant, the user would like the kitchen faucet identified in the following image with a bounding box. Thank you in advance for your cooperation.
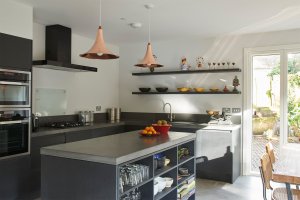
[163,103,175,122]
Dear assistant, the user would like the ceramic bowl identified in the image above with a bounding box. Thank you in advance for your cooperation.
[164,177,174,187]
[154,177,166,192]
[156,87,168,92]
[177,87,191,92]
[178,167,189,175]
[164,158,171,166]
[154,183,159,196]
[139,87,151,92]
[194,87,205,92]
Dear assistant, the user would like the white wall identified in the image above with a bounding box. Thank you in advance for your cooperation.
[32,23,120,115]
[0,0,32,39]
[119,29,300,114]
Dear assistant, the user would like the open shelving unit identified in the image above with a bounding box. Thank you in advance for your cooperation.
[132,91,241,95]
[132,68,241,76]
[118,140,196,200]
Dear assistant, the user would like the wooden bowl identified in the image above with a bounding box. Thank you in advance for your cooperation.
[194,87,205,92]
[177,87,191,92]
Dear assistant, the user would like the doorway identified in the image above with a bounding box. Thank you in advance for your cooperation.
[243,45,300,175]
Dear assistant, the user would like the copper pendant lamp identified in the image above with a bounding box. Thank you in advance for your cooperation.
[135,4,163,68]
[80,0,119,59]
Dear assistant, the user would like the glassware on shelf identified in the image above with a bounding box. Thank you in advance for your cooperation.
[222,62,226,69]
[120,188,142,200]
[232,62,236,69]
[119,164,150,190]
[227,61,231,69]
[217,62,221,69]
[208,62,212,70]
[212,62,216,69]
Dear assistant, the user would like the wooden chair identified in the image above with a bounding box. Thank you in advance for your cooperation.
[266,142,299,190]
[266,142,276,171]
[260,153,300,200]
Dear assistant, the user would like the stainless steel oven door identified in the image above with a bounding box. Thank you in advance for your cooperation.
[0,69,31,107]
[0,108,30,159]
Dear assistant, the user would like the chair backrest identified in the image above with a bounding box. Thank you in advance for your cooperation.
[266,142,276,171]
[260,153,273,190]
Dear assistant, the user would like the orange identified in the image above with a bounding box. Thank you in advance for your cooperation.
[142,130,147,134]
[148,132,152,135]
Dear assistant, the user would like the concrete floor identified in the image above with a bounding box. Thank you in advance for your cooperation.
[195,176,264,200]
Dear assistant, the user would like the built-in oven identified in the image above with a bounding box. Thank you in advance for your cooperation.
[0,69,31,107]
[0,108,30,159]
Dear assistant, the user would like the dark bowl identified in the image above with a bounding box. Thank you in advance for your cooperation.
[156,87,168,92]
[139,87,151,92]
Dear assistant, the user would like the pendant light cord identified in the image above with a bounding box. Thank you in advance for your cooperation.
[99,0,102,26]
[148,8,151,43]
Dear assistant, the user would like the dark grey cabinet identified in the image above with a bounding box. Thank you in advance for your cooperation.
[0,32,32,71]
[30,133,66,199]
[0,156,31,200]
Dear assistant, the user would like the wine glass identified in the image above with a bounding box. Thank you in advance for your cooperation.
[208,62,212,70]
[227,61,230,69]
[217,63,221,69]
[212,62,216,69]
[232,62,236,69]
[222,62,226,69]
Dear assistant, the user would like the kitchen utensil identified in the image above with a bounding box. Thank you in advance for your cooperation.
[156,87,168,92]
[107,108,115,122]
[115,108,121,122]
[139,87,151,92]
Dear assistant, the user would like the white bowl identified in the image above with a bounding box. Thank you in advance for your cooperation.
[164,177,174,187]
[154,177,166,192]
[154,183,159,196]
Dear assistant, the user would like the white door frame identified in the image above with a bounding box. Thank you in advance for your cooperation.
[243,44,300,175]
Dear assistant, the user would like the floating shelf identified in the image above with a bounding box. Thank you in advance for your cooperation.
[132,68,241,76]
[132,91,241,95]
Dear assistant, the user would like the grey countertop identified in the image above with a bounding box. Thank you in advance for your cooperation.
[41,131,196,165]
[31,121,125,137]
[31,120,207,138]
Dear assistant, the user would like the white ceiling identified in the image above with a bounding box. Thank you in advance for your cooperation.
[13,0,300,45]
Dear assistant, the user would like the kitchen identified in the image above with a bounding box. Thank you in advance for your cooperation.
[1,0,300,200]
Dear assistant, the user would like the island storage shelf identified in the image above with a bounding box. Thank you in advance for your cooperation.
[41,131,196,200]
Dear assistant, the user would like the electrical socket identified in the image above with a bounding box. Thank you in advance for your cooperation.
[232,108,241,113]
[96,106,101,111]
[222,107,231,113]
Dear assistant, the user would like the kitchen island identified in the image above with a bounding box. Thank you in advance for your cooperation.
[41,131,196,200]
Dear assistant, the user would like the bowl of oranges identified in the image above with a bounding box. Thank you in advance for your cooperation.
[152,120,172,134]
[140,126,160,136]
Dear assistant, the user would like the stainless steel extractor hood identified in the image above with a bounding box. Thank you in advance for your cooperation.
[33,25,97,72]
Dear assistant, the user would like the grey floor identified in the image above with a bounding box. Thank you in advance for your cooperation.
[195,176,264,200]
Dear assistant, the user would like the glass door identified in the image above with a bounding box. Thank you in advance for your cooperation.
[244,46,300,175]
[251,54,281,173]
[286,52,300,144]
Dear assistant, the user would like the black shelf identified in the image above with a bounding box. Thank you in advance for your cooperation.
[132,68,241,76]
[121,177,153,196]
[154,186,177,200]
[178,156,194,165]
[178,174,195,186]
[154,165,177,177]
[132,91,241,95]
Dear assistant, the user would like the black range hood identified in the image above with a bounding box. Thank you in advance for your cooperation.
[33,25,97,72]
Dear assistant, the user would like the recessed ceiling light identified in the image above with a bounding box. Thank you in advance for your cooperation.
[129,22,143,28]
[120,17,126,20]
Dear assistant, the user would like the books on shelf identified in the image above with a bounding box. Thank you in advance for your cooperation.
[177,180,195,199]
